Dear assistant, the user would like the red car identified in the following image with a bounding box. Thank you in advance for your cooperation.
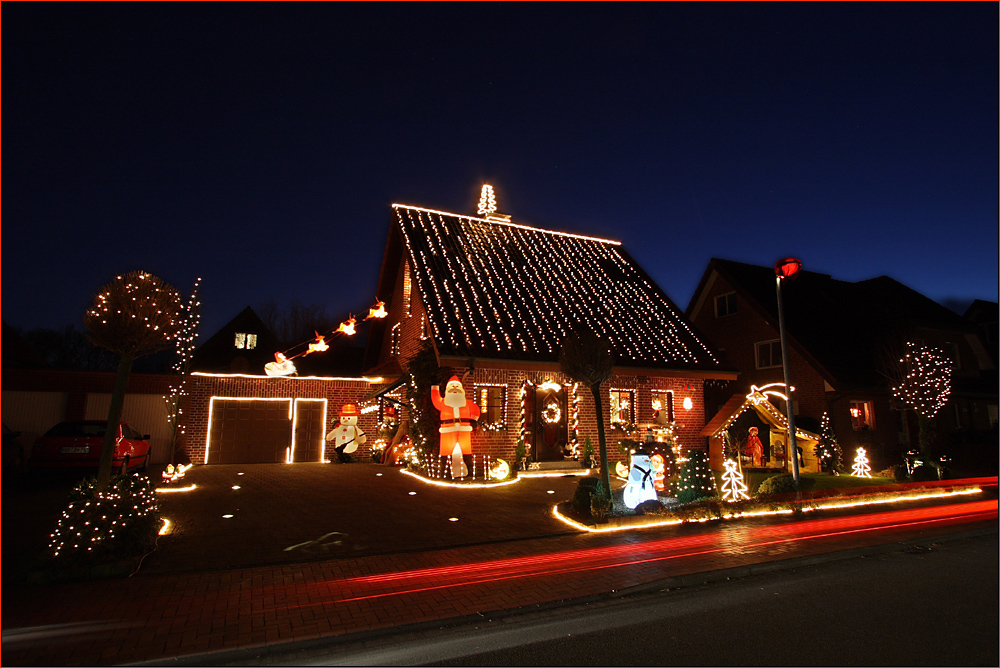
[29,421,152,474]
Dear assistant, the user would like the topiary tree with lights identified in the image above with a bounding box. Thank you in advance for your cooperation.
[84,271,183,490]
[890,341,954,459]
[815,411,843,474]
[560,331,615,500]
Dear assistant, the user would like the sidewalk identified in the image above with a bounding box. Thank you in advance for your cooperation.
[1,466,996,665]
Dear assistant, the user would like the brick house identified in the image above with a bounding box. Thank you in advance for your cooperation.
[687,258,998,470]
[360,200,736,467]
[180,194,736,467]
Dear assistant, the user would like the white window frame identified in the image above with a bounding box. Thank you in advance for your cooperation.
[714,292,737,318]
[755,340,783,369]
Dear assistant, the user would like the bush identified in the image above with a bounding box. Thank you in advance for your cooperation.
[756,473,816,496]
[635,499,666,515]
[572,477,602,514]
[891,464,909,482]
[911,464,939,482]
[50,474,159,564]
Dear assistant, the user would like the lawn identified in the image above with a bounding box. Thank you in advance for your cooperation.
[716,470,895,495]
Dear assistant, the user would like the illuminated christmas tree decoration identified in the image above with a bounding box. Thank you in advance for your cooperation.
[477,184,497,216]
[852,447,872,477]
[721,459,750,502]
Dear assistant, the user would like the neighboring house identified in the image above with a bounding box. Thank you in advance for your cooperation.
[361,199,736,466]
[190,307,283,375]
[687,258,998,469]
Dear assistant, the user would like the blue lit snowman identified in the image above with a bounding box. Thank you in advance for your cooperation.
[623,451,658,509]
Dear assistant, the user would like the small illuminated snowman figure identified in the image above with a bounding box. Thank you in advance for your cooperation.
[326,403,366,460]
[623,452,659,509]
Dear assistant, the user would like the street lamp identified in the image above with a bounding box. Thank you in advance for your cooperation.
[774,257,801,489]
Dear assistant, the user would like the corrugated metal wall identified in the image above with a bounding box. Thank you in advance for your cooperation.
[2,391,69,461]
[85,394,173,464]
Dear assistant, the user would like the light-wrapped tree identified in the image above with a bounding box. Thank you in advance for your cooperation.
[84,271,182,489]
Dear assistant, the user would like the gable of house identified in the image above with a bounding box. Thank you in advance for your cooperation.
[365,204,729,376]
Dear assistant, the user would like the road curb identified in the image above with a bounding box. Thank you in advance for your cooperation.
[135,523,998,666]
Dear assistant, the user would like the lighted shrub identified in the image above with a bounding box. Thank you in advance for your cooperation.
[50,474,159,563]
[676,450,717,504]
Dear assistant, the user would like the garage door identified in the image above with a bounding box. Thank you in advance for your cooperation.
[293,399,328,462]
[207,399,292,464]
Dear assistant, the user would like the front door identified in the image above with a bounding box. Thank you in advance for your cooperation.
[533,384,568,461]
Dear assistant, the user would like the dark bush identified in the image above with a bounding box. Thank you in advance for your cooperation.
[911,464,939,482]
[635,499,665,515]
[573,477,602,514]
[892,464,909,482]
[756,473,816,496]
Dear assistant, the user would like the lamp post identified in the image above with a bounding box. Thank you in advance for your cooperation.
[774,257,801,490]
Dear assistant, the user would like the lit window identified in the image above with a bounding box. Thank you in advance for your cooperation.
[849,400,875,431]
[755,340,782,369]
[651,390,674,424]
[234,332,246,349]
[609,389,635,429]
[246,334,257,350]
[714,292,737,318]
[477,386,506,426]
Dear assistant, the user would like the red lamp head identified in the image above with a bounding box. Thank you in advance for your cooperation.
[774,257,802,279]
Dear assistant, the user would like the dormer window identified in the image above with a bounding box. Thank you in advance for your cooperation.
[235,333,257,350]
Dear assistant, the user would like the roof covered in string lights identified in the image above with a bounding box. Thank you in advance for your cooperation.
[389,204,727,372]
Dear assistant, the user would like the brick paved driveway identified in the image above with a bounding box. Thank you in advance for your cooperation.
[146,463,588,575]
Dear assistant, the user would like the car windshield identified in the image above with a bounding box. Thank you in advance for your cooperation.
[43,422,108,438]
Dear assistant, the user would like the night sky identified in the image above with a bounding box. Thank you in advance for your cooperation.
[3,3,997,342]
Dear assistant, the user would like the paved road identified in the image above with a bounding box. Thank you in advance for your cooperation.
[242,531,1000,666]
[2,495,995,665]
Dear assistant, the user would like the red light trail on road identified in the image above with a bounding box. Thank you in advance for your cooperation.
[281,500,996,609]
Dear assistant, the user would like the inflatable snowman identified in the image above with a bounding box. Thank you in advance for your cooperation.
[623,452,659,509]
[326,403,366,461]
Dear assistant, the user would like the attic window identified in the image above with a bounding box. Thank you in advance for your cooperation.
[234,333,257,350]
[714,292,737,318]
[755,340,782,369]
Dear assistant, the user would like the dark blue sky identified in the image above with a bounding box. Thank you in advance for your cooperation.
[4,3,997,341]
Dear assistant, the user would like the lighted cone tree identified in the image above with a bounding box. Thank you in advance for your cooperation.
[84,271,183,490]
[852,447,872,478]
[676,450,718,504]
[890,341,954,458]
[815,411,843,474]
[560,331,615,500]
[721,459,750,502]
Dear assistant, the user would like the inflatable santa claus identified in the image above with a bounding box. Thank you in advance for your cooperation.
[431,376,481,479]
[326,403,366,462]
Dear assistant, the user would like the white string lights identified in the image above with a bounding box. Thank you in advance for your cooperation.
[891,341,954,419]
[391,204,722,368]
